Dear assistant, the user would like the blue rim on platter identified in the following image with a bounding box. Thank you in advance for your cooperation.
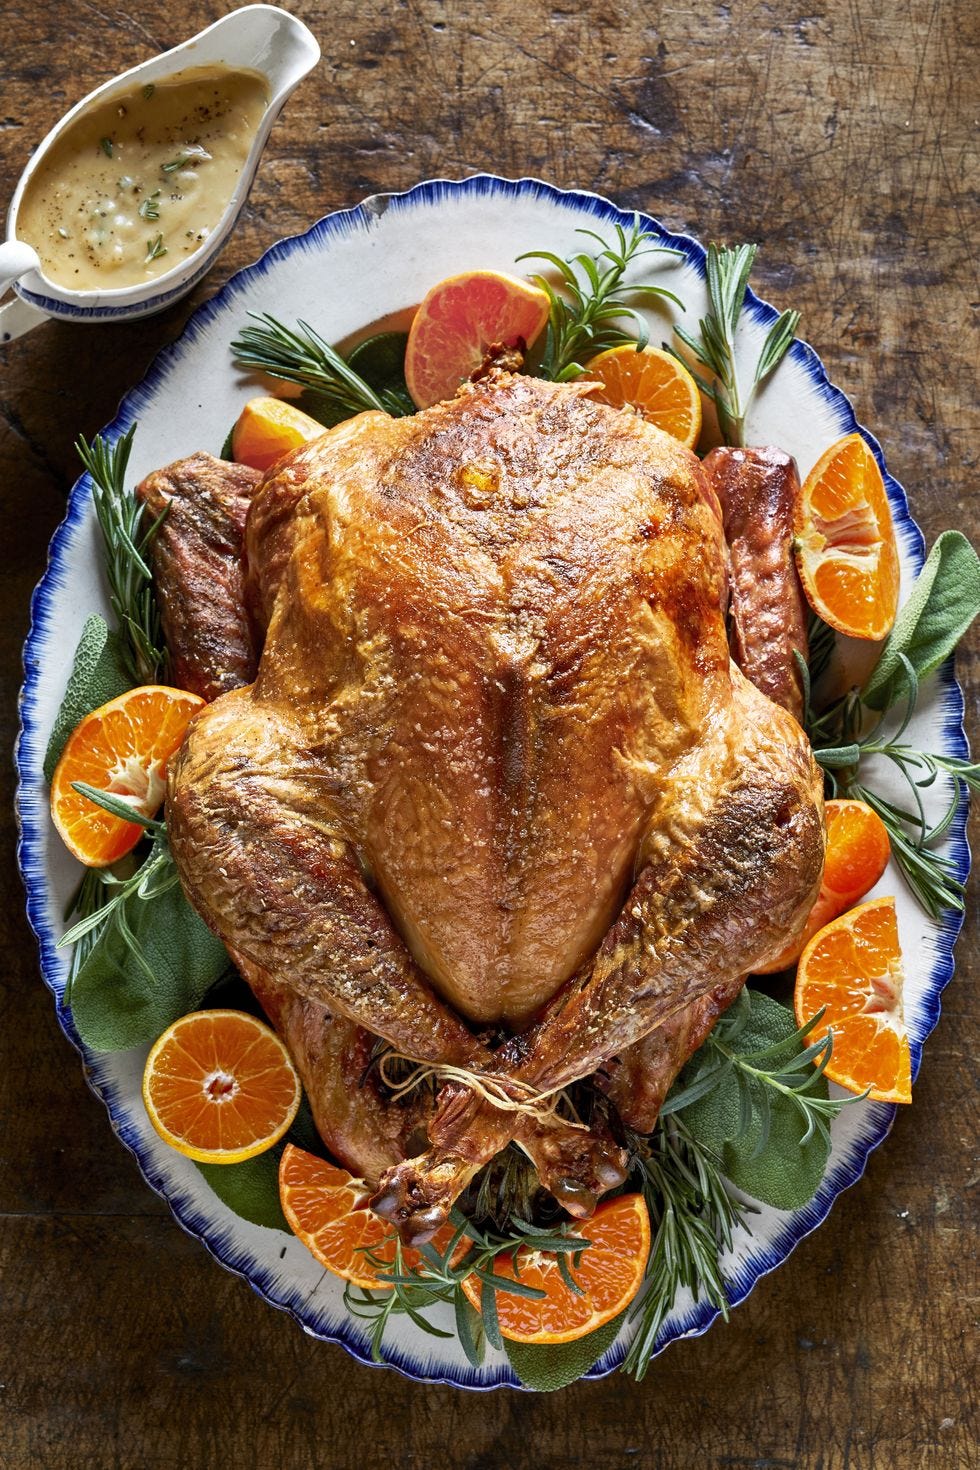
[15,175,971,1390]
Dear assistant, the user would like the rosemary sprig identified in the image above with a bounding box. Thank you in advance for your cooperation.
[622,1116,749,1380]
[463,1142,546,1232]
[670,243,799,446]
[59,831,178,955]
[344,1207,590,1366]
[145,234,167,262]
[518,217,684,381]
[75,426,167,685]
[811,657,977,918]
[138,191,161,222]
[62,867,107,1004]
[231,314,410,418]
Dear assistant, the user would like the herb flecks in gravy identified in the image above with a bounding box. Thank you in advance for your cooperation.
[18,65,268,290]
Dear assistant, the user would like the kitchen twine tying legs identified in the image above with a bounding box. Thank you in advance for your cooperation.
[376,1051,589,1129]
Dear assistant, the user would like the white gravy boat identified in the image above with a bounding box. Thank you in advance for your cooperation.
[0,5,319,343]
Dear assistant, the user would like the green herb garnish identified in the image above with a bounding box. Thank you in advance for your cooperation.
[344,1208,589,1367]
[75,426,167,684]
[145,233,167,262]
[670,243,799,446]
[161,154,189,174]
[232,313,410,418]
[661,989,860,1152]
[518,217,684,381]
[142,83,155,100]
[623,1116,747,1380]
[99,137,113,157]
[138,191,161,222]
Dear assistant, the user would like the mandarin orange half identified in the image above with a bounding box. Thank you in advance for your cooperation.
[794,433,900,640]
[50,685,204,866]
[795,896,911,1104]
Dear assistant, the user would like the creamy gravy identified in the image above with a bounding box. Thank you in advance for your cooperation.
[18,65,268,289]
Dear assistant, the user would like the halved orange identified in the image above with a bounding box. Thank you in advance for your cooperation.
[405,270,551,409]
[581,345,702,449]
[795,896,911,1103]
[50,685,205,866]
[143,1010,301,1163]
[279,1144,459,1288]
[460,1193,650,1344]
[231,396,326,473]
[794,433,900,640]
[756,799,891,973]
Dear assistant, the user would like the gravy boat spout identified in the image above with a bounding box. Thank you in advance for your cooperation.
[0,5,320,344]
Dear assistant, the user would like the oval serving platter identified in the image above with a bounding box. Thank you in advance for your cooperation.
[16,175,970,1389]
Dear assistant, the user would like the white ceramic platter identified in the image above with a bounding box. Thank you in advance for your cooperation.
[16,176,970,1389]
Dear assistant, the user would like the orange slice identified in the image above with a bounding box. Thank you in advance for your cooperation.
[50,685,205,867]
[460,1194,650,1344]
[795,896,911,1103]
[231,396,326,473]
[405,270,551,409]
[756,799,891,973]
[142,1010,302,1163]
[794,433,900,640]
[279,1145,458,1288]
[581,345,702,449]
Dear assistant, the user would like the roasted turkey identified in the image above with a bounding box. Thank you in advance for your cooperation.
[146,371,824,1243]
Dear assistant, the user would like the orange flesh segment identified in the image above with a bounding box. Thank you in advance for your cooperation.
[405,270,551,409]
[460,1193,650,1344]
[142,1011,301,1164]
[795,896,911,1104]
[231,396,326,473]
[794,433,900,640]
[581,345,702,449]
[50,685,205,866]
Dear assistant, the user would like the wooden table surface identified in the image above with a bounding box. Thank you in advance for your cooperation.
[1,3,976,1466]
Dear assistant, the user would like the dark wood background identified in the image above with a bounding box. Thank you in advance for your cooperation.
[1,3,976,1466]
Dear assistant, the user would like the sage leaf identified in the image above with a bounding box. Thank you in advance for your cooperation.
[503,1311,625,1392]
[673,990,833,1211]
[862,531,980,710]
[194,1147,290,1232]
[69,840,228,1050]
[43,614,130,782]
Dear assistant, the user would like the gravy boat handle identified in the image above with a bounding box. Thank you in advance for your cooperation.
[0,242,48,344]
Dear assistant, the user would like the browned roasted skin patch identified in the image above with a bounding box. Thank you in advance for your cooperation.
[703,445,810,722]
[136,452,261,700]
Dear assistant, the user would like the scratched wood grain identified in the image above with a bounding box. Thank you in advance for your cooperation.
[0,2,976,1467]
